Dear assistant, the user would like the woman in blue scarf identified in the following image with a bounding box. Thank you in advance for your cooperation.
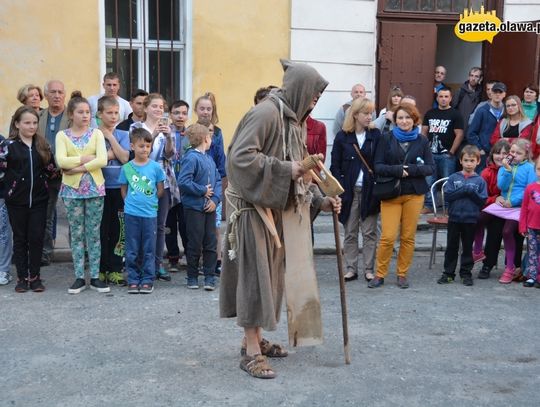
[368,103,435,289]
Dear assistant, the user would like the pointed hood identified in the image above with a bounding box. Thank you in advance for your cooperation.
[278,59,328,122]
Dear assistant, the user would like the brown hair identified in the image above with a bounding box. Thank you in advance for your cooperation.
[66,92,90,117]
[386,86,404,111]
[487,139,510,165]
[395,103,421,126]
[523,83,539,98]
[142,93,166,121]
[9,106,51,165]
[460,144,481,160]
[130,127,153,144]
[97,95,119,113]
[194,92,219,125]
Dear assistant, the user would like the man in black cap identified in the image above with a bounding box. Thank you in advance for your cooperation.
[467,81,506,171]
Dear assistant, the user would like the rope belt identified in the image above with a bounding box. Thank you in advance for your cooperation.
[225,185,255,260]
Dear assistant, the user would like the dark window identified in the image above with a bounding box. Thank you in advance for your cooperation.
[104,0,185,102]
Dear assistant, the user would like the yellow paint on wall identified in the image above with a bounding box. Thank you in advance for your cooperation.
[0,1,101,134]
[192,0,290,146]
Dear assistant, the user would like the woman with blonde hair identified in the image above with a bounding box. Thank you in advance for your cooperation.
[17,84,44,113]
[330,98,381,282]
[490,95,532,146]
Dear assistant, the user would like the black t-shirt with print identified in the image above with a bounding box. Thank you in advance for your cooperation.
[423,107,464,154]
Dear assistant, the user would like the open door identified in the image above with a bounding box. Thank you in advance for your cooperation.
[377,21,437,114]
[483,32,540,95]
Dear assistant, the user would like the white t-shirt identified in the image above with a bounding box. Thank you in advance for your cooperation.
[355,131,366,187]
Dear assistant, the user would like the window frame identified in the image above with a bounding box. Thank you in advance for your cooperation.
[101,0,188,101]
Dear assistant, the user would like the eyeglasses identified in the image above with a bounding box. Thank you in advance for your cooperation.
[391,86,401,91]
[505,103,518,108]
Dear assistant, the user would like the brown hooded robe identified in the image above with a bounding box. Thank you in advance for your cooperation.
[219,60,329,331]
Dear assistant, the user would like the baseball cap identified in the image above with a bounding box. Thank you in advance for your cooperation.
[491,82,507,93]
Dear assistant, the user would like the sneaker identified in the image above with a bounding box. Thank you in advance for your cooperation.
[90,278,111,293]
[204,276,216,291]
[168,262,180,273]
[472,251,486,263]
[367,277,384,288]
[15,279,29,293]
[98,271,107,282]
[29,278,45,292]
[477,266,492,280]
[0,272,12,285]
[68,278,87,294]
[523,279,535,287]
[462,276,474,286]
[127,283,140,294]
[396,276,409,289]
[156,267,172,282]
[215,260,222,276]
[499,267,515,284]
[437,274,454,284]
[187,277,199,289]
[139,283,154,294]
[107,271,127,286]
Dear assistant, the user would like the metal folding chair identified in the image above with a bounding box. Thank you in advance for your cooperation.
[427,177,449,269]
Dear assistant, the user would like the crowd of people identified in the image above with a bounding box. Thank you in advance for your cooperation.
[0,74,227,294]
[2,61,540,380]
[330,66,540,289]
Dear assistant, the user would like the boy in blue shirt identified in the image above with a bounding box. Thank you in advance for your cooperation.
[119,128,165,294]
[438,145,487,286]
[178,124,221,291]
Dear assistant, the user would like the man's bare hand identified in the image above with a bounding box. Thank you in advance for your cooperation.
[291,161,304,180]
[321,196,342,214]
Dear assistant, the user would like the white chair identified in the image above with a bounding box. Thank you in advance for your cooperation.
[427,177,449,269]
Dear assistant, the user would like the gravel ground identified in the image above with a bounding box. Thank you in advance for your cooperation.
[2,253,539,407]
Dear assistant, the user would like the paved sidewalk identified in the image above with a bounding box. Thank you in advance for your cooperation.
[52,202,446,262]
[2,254,539,407]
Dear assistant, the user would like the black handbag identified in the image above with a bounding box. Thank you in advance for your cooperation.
[372,176,401,200]
[371,138,412,201]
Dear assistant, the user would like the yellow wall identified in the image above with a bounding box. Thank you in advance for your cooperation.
[0,1,101,134]
[192,0,290,145]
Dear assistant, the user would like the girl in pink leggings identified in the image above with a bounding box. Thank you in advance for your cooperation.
[495,139,536,284]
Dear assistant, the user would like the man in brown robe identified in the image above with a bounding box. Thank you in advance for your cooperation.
[219,60,341,378]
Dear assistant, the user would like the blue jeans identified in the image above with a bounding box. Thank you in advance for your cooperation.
[424,153,456,209]
[125,214,157,285]
[155,189,170,270]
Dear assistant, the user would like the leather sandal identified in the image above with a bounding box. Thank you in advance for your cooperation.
[239,354,276,379]
[240,338,288,358]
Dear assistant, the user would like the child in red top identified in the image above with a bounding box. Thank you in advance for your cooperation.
[519,156,540,287]
[473,140,510,268]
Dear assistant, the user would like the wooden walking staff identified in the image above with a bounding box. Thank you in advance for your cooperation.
[302,155,350,364]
